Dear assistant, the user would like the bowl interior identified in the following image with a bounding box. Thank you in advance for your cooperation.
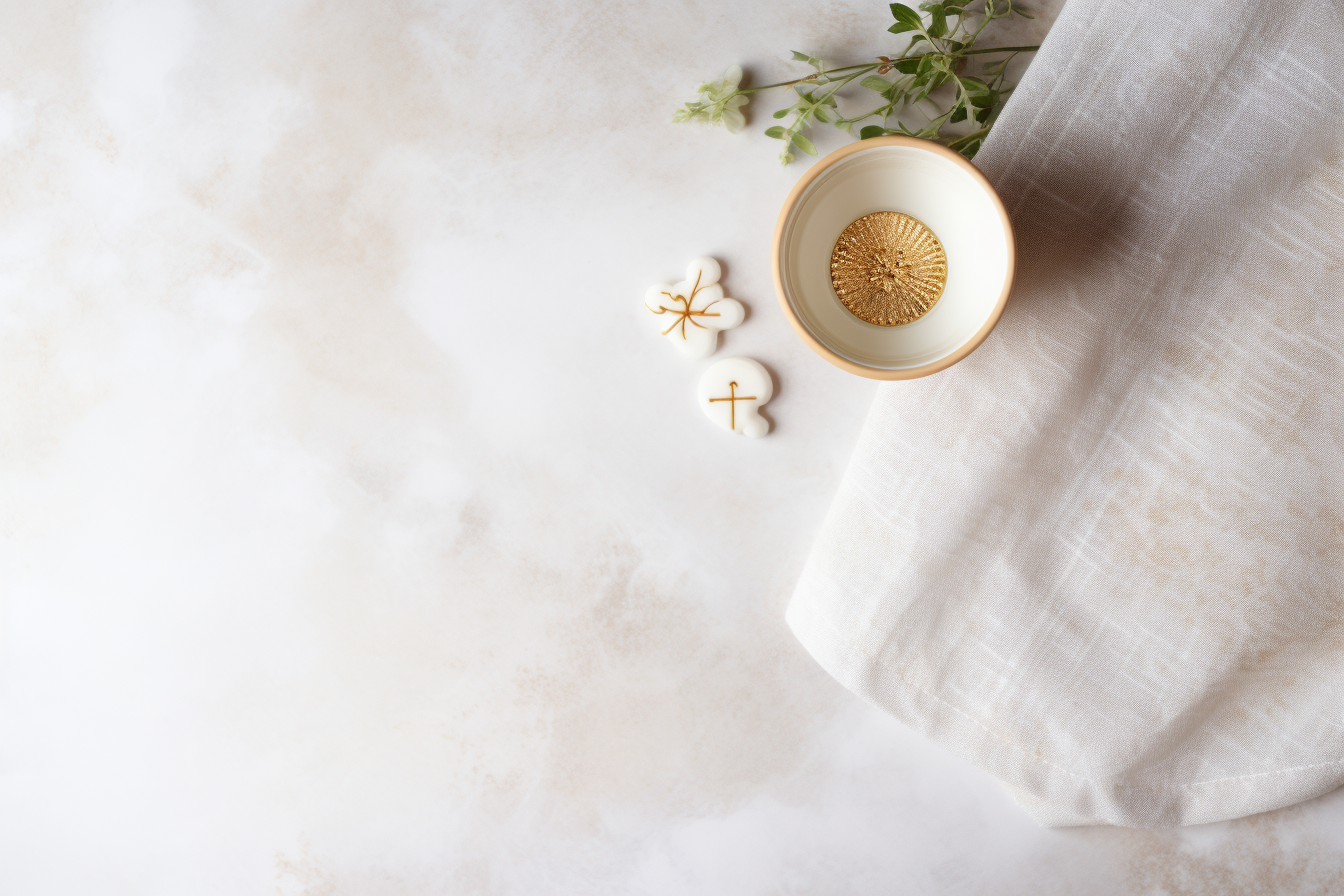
[777,144,1010,373]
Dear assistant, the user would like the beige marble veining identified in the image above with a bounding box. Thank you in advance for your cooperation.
[0,0,1341,893]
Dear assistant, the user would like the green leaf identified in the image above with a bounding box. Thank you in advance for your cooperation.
[814,106,832,123]
[861,75,893,93]
[772,108,790,119]
[790,131,818,155]
[958,138,982,158]
[913,55,936,86]
[927,8,947,37]
[888,2,923,33]
[975,105,994,123]
[949,101,967,122]
[859,125,890,139]
[764,126,787,139]
[893,58,920,74]
[961,76,997,106]
[790,50,826,70]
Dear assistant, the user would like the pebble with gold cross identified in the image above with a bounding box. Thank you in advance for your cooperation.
[697,357,773,438]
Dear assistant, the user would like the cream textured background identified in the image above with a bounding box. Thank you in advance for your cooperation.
[1,0,1342,892]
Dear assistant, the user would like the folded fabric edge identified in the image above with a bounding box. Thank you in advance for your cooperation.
[785,591,1344,828]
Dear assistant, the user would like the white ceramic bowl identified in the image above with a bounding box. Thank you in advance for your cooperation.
[772,136,1014,379]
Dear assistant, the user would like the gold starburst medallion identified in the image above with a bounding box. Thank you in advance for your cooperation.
[830,212,948,326]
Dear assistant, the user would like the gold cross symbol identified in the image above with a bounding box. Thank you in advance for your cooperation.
[707,380,757,431]
[646,270,722,339]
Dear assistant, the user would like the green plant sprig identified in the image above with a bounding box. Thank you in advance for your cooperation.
[673,0,1038,163]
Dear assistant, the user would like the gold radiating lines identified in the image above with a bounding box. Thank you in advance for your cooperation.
[646,271,722,339]
[829,212,948,326]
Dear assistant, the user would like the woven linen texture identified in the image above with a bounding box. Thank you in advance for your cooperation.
[788,0,1344,827]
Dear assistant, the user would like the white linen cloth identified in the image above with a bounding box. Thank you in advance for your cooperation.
[788,0,1344,827]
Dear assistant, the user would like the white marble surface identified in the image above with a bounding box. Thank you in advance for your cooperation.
[3,1,1343,892]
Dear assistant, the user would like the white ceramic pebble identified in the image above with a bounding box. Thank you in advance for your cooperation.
[697,357,773,438]
[644,257,744,358]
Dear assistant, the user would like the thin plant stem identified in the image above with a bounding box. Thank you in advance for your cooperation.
[959,45,1039,55]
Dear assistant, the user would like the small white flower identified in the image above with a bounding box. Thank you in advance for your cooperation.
[715,65,743,93]
[720,94,747,133]
[676,65,750,132]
